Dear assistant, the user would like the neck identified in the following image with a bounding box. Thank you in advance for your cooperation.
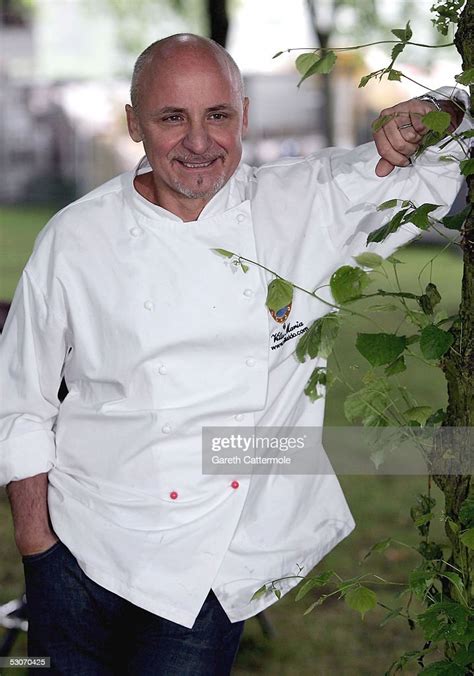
[134,172,207,222]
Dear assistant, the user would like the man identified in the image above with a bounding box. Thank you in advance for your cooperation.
[0,33,470,675]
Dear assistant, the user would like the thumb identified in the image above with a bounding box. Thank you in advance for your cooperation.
[375,158,394,177]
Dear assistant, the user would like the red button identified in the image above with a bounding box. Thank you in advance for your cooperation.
[231,481,239,489]
[170,491,178,500]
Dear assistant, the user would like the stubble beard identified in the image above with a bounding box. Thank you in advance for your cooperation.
[171,173,227,200]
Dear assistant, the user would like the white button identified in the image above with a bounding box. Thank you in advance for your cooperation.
[246,357,256,367]
[158,365,167,375]
[235,413,244,422]
[129,227,142,237]
[236,213,246,223]
[243,288,253,298]
[162,424,172,434]
[144,300,154,311]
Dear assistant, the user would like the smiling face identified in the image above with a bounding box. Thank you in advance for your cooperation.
[126,38,249,221]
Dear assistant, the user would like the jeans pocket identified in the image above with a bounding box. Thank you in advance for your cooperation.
[22,540,63,564]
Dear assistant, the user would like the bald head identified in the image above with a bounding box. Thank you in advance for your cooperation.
[130,33,244,112]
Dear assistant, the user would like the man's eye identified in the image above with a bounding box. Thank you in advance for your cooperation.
[162,115,183,122]
[209,113,227,120]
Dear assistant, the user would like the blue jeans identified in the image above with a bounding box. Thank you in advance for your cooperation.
[22,540,245,675]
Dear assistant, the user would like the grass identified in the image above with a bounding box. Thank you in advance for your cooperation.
[0,205,58,301]
[0,206,464,674]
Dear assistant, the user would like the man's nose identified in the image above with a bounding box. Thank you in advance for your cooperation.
[182,122,211,155]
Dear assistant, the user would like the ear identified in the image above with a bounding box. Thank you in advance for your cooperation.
[242,97,249,136]
[126,104,143,143]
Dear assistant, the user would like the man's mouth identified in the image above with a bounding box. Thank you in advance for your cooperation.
[175,158,220,169]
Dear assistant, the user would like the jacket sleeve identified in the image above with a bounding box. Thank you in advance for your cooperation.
[325,87,472,260]
[0,267,68,486]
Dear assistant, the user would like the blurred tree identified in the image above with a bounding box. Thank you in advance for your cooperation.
[304,0,451,145]
[205,0,229,46]
[95,0,230,60]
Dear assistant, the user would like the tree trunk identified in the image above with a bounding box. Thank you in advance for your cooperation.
[305,0,335,147]
[433,0,473,614]
[207,0,229,46]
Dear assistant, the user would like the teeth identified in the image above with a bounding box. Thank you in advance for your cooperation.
[181,161,213,168]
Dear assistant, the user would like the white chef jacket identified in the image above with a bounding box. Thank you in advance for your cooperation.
[0,92,470,628]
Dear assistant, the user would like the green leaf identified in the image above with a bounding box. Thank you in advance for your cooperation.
[418,294,434,315]
[296,327,312,364]
[344,586,377,619]
[460,528,474,550]
[404,203,441,230]
[385,355,406,376]
[453,644,474,668]
[344,378,391,424]
[313,50,337,76]
[403,406,432,426]
[419,660,466,675]
[371,113,395,133]
[330,265,371,304]
[358,70,379,88]
[446,517,461,535]
[240,263,249,273]
[418,601,470,643]
[363,537,393,560]
[391,42,406,61]
[419,324,454,360]
[295,52,318,75]
[442,205,472,231]
[304,367,327,403]
[442,572,465,597]
[418,285,442,316]
[296,315,340,362]
[250,584,268,600]
[388,69,402,81]
[303,596,327,615]
[356,333,407,367]
[414,512,434,527]
[353,252,384,269]
[454,67,474,85]
[266,278,293,312]
[369,303,400,313]
[272,50,284,59]
[213,247,234,258]
[421,110,451,133]
[415,129,444,157]
[274,588,281,599]
[367,207,410,244]
[391,21,412,42]
[459,497,474,527]
[387,255,403,264]
[460,158,474,177]
[317,314,340,358]
[294,571,334,601]
[297,50,337,86]
[409,568,434,596]
[425,283,441,308]
[417,541,443,561]
[377,198,399,211]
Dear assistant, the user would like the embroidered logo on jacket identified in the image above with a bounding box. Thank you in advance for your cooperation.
[270,319,308,351]
[269,302,292,324]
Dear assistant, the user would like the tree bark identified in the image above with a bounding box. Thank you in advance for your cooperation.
[433,0,473,613]
[207,0,229,47]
